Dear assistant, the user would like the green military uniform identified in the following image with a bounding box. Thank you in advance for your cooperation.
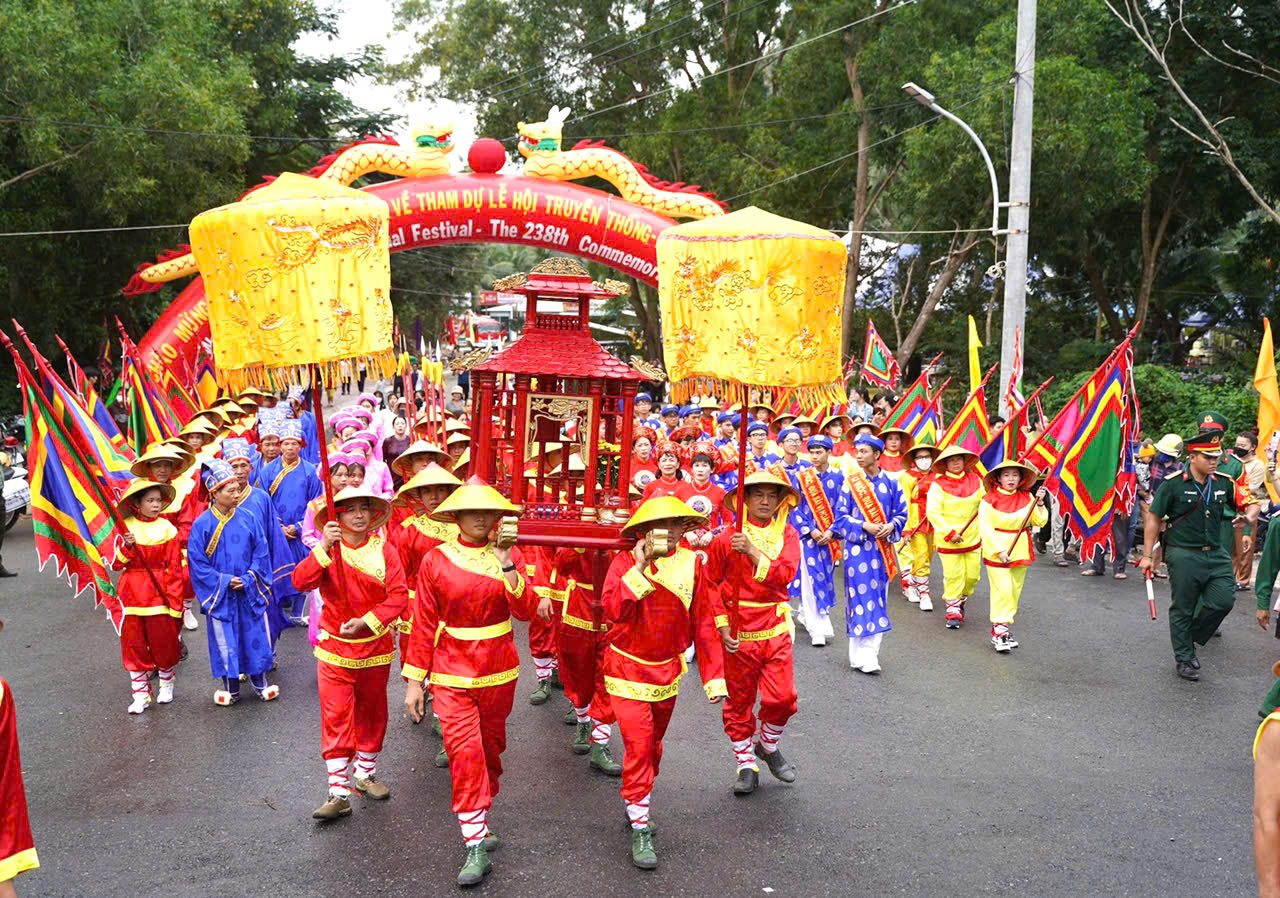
[1149,460,1238,664]
[1255,524,1280,715]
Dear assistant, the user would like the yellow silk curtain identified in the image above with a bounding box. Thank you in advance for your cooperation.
[656,206,847,405]
[189,173,395,391]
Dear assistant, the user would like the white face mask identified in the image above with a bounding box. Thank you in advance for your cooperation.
[914,456,933,471]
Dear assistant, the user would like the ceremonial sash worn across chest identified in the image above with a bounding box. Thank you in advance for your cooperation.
[268,459,299,496]
[846,468,898,580]
[795,467,841,563]
[767,460,789,482]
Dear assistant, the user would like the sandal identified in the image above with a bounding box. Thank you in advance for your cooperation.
[1054,558,1069,567]
[1081,569,1099,576]
[1114,572,1128,580]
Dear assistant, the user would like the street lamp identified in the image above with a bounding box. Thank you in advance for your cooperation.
[901,82,1004,237]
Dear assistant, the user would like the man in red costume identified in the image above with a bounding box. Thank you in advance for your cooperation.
[602,496,725,870]
[401,478,529,888]
[705,471,801,795]
[0,617,39,896]
[292,486,409,822]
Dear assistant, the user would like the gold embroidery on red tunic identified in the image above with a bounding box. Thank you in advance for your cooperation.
[648,548,697,609]
[438,540,504,582]
[341,534,386,582]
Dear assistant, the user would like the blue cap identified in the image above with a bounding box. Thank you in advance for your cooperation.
[202,459,237,492]
[854,433,885,452]
[807,434,834,451]
[747,421,769,436]
[637,392,652,402]
[680,405,700,418]
[221,438,252,462]
[777,426,802,443]
[660,404,679,417]
[717,411,736,425]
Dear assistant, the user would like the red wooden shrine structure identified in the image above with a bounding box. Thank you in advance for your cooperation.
[467,257,645,552]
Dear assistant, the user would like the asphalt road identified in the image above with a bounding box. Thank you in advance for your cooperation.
[1,517,1273,897]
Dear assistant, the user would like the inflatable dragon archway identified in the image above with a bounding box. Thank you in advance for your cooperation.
[126,108,726,385]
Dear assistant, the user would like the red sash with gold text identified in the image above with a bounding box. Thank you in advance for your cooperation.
[796,467,841,563]
[846,468,898,580]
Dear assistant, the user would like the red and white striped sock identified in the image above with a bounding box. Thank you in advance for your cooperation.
[945,600,964,619]
[758,722,784,754]
[915,575,931,602]
[532,656,555,681]
[574,705,591,725]
[992,622,1010,638]
[457,809,489,846]
[900,571,912,591]
[157,667,175,688]
[128,671,150,700]
[354,751,377,780]
[731,738,757,771]
[590,721,611,745]
[626,793,651,830]
[326,757,351,797]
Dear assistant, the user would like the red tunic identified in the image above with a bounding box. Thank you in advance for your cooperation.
[402,537,530,687]
[109,515,185,671]
[0,679,38,884]
[390,513,457,635]
[642,476,693,503]
[879,451,905,474]
[291,535,409,668]
[705,515,800,640]
[601,548,725,700]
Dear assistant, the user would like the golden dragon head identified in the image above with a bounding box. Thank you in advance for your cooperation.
[409,120,455,176]
[516,106,570,159]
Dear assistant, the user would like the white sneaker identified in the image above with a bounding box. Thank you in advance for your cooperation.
[127,695,149,715]
[991,634,1014,653]
[157,681,174,704]
[811,636,826,647]
[683,645,695,663]
[859,655,883,674]
[918,594,934,612]
[183,609,198,630]
[905,586,920,603]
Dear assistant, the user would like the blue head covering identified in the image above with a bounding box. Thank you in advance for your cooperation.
[807,434,834,451]
[680,405,700,418]
[202,459,237,492]
[747,421,769,436]
[637,392,652,403]
[221,438,252,462]
[660,404,679,417]
[853,433,885,452]
[277,418,305,445]
[717,411,736,425]
[777,426,802,443]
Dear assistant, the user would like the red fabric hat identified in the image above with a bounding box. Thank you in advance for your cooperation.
[633,426,658,445]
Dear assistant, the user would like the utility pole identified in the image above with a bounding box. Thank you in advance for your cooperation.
[998,0,1036,417]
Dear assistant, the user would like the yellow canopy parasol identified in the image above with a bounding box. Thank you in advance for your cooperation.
[655,206,846,406]
[189,172,396,392]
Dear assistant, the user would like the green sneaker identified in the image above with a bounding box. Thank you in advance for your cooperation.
[528,679,551,705]
[481,831,501,851]
[435,746,450,768]
[549,668,564,690]
[456,845,491,887]
[563,707,578,726]
[572,721,591,755]
[589,743,622,776]
[630,826,657,870]
[431,715,443,738]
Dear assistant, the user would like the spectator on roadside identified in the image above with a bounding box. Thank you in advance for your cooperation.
[1146,434,1185,578]
[445,387,467,417]
[847,387,873,422]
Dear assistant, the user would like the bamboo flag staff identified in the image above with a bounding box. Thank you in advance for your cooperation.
[186,171,396,531]
[656,206,847,637]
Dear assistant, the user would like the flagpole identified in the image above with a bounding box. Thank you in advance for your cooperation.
[729,384,750,640]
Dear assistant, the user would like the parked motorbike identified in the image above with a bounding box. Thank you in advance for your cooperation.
[0,417,29,531]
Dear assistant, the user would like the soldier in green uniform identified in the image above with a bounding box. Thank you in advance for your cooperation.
[1195,412,1259,588]
[1139,428,1257,680]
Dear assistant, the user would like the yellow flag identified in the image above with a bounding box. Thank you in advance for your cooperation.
[968,315,982,393]
[1255,318,1280,502]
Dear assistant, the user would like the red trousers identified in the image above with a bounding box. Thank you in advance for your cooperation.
[556,629,614,723]
[435,682,516,813]
[0,680,38,883]
[610,694,676,802]
[528,601,560,659]
[120,613,181,672]
[317,661,390,760]
[721,635,797,743]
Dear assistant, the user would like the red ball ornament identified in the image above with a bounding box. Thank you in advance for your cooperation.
[468,138,507,174]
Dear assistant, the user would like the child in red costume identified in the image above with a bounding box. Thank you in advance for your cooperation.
[110,479,185,715]
[292,486,409,821]
[401,478,530,888]
[705,470,801,795]
[132,443,202,632]
[601,496,726,870]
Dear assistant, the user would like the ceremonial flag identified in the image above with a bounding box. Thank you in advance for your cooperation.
[1004,326,1023,411]
[12,329,136,496]
[1257,319,1280,502]
[859,320,899,390]
[939,365,995,454]
[117,320,181,453]
[978,377,1053,474]
[968,315,983,394]
[11,343,127,632]
[193,350,219,407]
[1043,344,1134,559]
[158,368,199,425]
[97,330,112,383]
[881,353,941,432]
[55,335,128,453]
[911,377,950,446]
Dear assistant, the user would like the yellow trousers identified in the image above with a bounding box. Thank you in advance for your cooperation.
[985,565,1027,624]
[939,551,981,602]
[909,533,933,577]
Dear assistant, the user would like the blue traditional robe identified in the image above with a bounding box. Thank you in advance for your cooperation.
[639,414,663,433]
[260,456,321,614]
[834,469,907,638]
[788,465,846,622]
[714,450,782,493]
[188,506,275,680]
[234,483,295,640]
[298,410,320,465]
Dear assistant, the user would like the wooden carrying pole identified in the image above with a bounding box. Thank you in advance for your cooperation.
[729,386,751,639]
